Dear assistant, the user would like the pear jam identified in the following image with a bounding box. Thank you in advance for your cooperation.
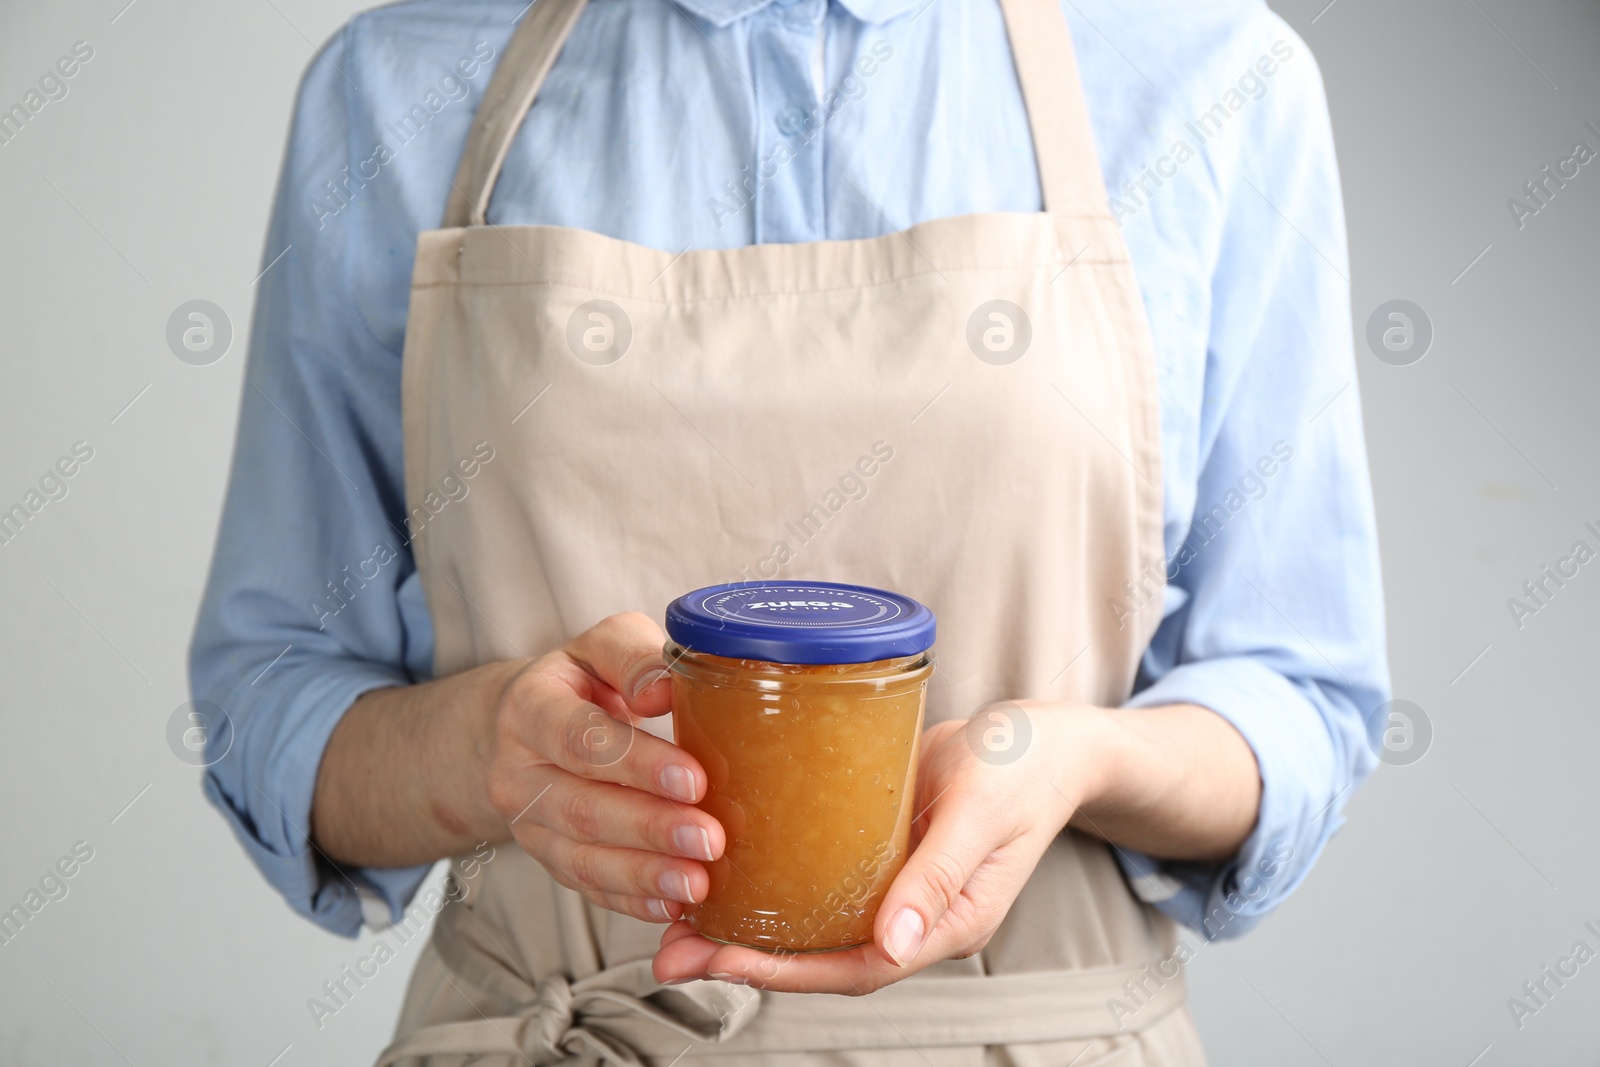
[663,582,935,952]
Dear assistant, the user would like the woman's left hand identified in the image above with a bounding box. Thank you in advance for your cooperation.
[651,701,1108,994]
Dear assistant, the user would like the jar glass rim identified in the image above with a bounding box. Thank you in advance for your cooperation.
[664,640,933,688]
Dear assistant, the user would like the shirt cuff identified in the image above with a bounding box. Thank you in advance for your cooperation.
[201,662,432,938]
[1114,655,1341,940]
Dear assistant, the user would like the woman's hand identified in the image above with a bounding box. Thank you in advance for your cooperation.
[653,695,1260,994]
[486,612,727,925]
[651,701,1106,994]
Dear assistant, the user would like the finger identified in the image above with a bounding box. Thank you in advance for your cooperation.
[511,687,707,803]
[873,790,998,968]
[523,766,723,860]
[565,612,674,717]
[522,829,709,905]
[653,922,723,984]
[589,892,683,925]
[658,919,702,948]
[653,932,896,993]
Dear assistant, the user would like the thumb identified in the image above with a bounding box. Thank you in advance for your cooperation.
[564,612,673,718]
[873,798,993,968]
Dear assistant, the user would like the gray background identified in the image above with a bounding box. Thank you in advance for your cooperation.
[1,0,1596,1063]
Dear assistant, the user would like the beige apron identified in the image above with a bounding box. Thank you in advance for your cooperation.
[381,0,1202,1062]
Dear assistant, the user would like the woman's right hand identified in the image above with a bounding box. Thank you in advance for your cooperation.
[486,612,724,924]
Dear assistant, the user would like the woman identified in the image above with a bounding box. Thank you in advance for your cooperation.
[192,0,1389,1062]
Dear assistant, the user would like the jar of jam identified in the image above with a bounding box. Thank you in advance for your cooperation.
[664,581,935,953]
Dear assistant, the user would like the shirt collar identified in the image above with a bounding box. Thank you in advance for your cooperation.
[671,0,930,29]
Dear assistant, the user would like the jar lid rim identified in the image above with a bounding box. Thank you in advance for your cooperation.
[665,581,936,665]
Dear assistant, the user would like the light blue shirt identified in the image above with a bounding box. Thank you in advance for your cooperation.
[192,0,1390,940]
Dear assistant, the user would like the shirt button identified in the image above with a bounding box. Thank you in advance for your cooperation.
[776,105,809,137]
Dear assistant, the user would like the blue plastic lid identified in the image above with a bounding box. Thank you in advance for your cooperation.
[665,581,936,665]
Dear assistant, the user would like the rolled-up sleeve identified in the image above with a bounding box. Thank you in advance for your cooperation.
[1113,28,1390,939]
[188,24,436,937]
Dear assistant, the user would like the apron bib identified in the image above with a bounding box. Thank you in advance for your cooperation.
[381,0,1202,1062]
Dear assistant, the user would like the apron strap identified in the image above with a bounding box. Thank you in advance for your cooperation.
[379,899,1187,1064]
[997,0,1113,216]
[376,952,1186,1064]
[443,0,1109,229]
[441,0,590,228]
[373,960,763,1067]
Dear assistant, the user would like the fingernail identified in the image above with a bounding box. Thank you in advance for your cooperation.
[662,976,696,986]
[659,764,697,803]
[884,908,924,967]
[709,972,747,986]
[645,898,673,921]
[673,825,715,861]
[630,666,669,699]
[660,870,695,903]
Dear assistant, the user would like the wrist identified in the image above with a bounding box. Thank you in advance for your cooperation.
[461,659,531,842]
[1037,701,1124,828]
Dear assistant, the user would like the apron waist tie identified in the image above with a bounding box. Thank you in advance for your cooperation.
[375,905,1186,1065]
[374,962,759,1066]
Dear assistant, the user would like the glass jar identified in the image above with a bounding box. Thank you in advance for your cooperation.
[664,581,936,953]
